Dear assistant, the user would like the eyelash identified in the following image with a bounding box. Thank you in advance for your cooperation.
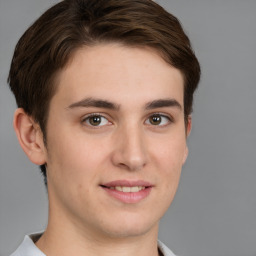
[145,113,173,127]
[81,113,173,128]
[81,113,112,128]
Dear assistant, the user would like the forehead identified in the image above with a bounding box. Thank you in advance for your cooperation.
[52,43,184,108]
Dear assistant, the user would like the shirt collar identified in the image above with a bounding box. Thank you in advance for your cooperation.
[11,233,176,256]
[11,233,45,256]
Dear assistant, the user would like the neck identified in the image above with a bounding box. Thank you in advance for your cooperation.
[36,203,160,256]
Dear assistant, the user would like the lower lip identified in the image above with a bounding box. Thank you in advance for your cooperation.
[101,187,152,204]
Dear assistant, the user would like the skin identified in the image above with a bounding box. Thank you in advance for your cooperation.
[14,43,191,256]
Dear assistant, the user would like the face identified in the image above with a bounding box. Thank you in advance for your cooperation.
[44,44,189,239]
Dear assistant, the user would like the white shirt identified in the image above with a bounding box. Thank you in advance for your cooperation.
[10,233,176,256]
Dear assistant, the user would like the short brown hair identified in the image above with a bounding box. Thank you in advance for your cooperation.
[8,0,200,183]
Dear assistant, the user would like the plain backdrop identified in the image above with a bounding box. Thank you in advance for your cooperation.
[1,1,256,256]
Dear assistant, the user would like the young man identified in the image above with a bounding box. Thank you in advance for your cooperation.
[8,0,200,255]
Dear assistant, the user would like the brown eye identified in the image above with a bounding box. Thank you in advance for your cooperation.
[149,115,162,125]
[83,115,109,127]
[89,116,102,126]
[145,114,171,126]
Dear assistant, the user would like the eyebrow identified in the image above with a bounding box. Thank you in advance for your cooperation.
[67,97,120,110]
[145,99,182,110]
[67,97,182,111]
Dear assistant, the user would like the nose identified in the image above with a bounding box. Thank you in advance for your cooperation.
[111,125,148,171]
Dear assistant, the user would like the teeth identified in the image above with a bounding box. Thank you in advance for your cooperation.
[130,187,139,192]
[123,187,131,192]
[116,186,122,191]
[110,186,145,192]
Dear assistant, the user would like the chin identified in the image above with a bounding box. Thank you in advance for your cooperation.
[98,213,159,239]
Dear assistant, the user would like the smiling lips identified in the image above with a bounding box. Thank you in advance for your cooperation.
[108,186,146,192]
[101,180,153,204]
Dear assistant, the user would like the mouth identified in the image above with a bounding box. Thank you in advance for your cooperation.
[100,180,153,203]
[101,185,147,193]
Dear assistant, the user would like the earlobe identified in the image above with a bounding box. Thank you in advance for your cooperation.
[13,108,46,165]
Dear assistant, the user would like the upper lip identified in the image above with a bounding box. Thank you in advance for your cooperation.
[101,180,153,188]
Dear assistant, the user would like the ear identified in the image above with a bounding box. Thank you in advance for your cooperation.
[183,116,192,164]
[13,108,46,165]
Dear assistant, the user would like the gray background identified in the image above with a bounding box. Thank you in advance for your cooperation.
[0,1,255,255]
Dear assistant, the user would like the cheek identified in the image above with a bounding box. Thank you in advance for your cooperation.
[152,136,187,170]
[46,135,98,209]
[46,130,110,186]
[151,135,186,194]
[46,133,85,189]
